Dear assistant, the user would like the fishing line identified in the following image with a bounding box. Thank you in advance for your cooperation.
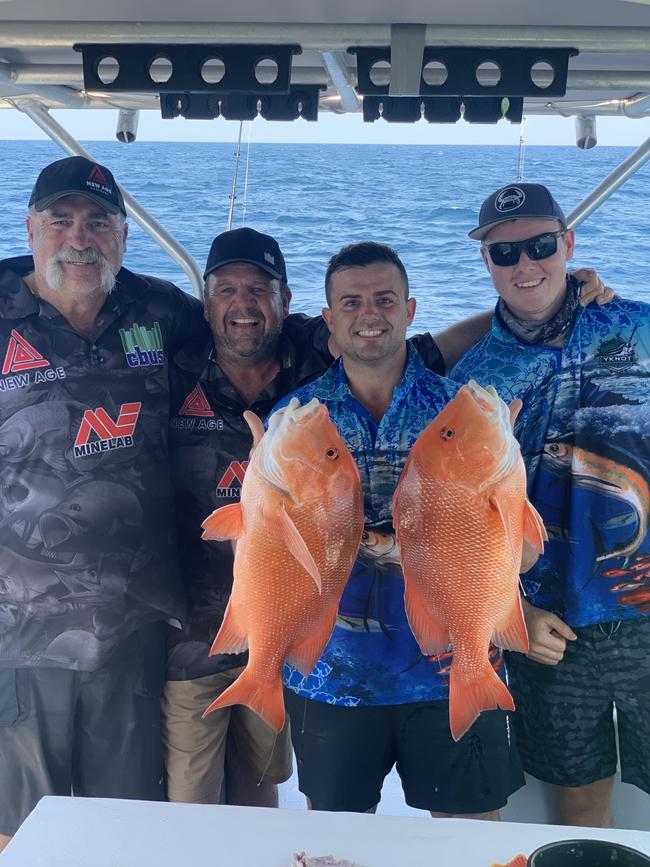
[242,121,253,224]
[257,730,279,787]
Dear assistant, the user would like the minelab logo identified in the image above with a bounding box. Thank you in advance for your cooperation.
[495,187,526,213]
[264,252,275,266]
[0,330,66,392]
[73,402,141,457]
[216,461,249,498]
[119,323,165,367]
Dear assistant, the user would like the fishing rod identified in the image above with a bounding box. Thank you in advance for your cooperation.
[226,120,244,230]
[516,116,527,182]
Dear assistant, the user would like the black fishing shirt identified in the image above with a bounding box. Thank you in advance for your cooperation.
[167,314,444,680]
[0,255,207,671]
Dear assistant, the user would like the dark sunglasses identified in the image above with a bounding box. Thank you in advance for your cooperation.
[484,230,565,267]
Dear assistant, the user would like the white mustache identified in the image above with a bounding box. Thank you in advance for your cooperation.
[56,248,104,265]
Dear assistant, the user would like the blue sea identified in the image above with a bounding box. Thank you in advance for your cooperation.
[2,140,649,330]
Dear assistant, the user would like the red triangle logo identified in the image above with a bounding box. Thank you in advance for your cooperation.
[2,330,50,375]
[179,383,214,417]
[88,165,109,185]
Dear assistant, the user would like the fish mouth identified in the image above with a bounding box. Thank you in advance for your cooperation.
[1,481,29,508]
[39,514,86,549]
[464,380,500,415]
[261,398,324,497]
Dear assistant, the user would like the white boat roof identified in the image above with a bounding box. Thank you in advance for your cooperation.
[1,0,650,120]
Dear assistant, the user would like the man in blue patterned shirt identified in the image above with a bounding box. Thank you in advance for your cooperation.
[453,183,650,828]
[279,241,525,818]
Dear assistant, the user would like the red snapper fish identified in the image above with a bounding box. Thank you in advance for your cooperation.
[201,397,363,732]
[393,380,547,741]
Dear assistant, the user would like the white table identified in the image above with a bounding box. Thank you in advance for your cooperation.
[3,797,650,866]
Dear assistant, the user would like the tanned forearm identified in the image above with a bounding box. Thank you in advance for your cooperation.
[433,310,492,374]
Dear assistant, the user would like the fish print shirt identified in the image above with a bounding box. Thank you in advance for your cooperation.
[0,255,206,670]
[280,347,504,707]
[453,287,650,628]
[167,319,445,681]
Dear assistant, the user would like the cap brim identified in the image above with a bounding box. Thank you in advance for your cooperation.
[32,190,123,215]
[204,257,284,281]
[468,215,566,241]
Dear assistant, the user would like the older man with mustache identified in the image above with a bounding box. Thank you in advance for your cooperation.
[0,156,206,852]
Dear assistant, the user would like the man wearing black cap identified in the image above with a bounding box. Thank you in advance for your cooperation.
[0,156,206,850]
[453,182,650,827]
[162,226,504,808]
[161,222,610,810]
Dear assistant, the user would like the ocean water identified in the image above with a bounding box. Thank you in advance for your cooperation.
[2,140,649,331]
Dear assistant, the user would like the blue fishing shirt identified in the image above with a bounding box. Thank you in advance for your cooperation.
[276,346,505,706]
[453,293,650,629]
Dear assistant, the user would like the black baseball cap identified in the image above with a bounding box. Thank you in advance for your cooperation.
[29,156,126,216]
[469,183,567,241]
[204,227,287,281]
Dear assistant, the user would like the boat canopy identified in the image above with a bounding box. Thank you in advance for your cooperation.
[2,0,650,294]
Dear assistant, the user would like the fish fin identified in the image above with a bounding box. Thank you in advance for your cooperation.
[266,506,322,593]
[45,453,70,474]
[523,498,547,553]
[508,398,523,429]
[286,603,338,676]
[489,493,519,569]
[202,667,285,733]
[243,410,265,451]
[201,503,244,541]
[449,662,514,742]
[209,601,249,656]
[492,596,529,653]
[404,581,450,656]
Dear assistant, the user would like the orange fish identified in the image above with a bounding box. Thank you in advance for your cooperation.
[201,397,364,732]
[393,380,547,741]
[490,856,528,867]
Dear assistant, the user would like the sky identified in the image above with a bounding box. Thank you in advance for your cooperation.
[4,106,650,147]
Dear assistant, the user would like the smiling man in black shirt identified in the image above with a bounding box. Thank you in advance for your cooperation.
[0,156,206,851]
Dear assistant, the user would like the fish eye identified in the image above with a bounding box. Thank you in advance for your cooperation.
[326,447,339,460]
[440,427,455,440]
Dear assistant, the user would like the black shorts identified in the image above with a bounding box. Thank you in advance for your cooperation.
[0,623,167,837]
[506,616,650,793]
[285,690,524,814]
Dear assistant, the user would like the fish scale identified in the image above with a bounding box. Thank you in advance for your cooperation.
[393,380,547,741]
[200,397,364,732]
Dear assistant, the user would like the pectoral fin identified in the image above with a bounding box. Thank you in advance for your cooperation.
[489,493,518,569]
[265,506,322,593]
[523,497,548,553]
[201,502,244,541]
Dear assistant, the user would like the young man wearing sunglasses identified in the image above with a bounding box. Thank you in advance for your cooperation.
[453,183,650,829]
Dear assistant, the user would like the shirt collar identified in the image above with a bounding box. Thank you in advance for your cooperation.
[0,255,158,317]
[312,342,427,401]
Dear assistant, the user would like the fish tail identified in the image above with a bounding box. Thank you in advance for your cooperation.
[449,661,514,742]
[201,667,286,733]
